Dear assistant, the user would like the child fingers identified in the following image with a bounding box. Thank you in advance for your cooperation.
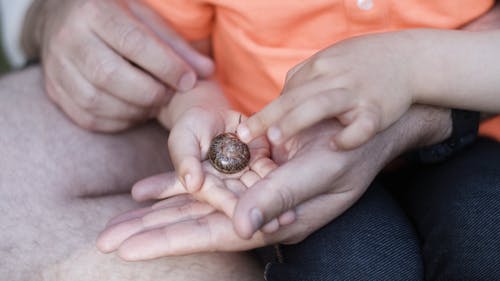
[267,90,353,145]
[168,127,204,192]
[237,84,312,143]
[193,175,241,218]
[333,112,380,150]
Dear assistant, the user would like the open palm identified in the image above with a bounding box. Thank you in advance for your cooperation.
[97,118,390,260]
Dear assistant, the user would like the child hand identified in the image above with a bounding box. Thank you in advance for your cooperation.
[152,82,295,231]
[238,32,416,150]
[96,107,296,253]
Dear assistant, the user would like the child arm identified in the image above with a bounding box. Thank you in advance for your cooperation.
[238,29,500,150]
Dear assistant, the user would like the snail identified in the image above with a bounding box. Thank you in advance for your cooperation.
[208,132,250,174]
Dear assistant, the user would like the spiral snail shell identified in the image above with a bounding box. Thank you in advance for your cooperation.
[208,132,250,174]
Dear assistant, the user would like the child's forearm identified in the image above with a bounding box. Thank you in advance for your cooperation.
[409,29,500,112]
[158,80,231,130]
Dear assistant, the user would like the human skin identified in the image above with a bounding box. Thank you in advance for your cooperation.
[237,4,500,151]
[0,68,261,280]
[3,3,497,279]
[97,103,451,258]
[23,0,214,132]
[94,67,451,258]
[97,2,500,253]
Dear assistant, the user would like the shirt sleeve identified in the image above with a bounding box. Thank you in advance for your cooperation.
[0,0,34,68]
[141,0,214,41]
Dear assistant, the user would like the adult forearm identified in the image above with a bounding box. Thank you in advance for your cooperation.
[376,105,452,164]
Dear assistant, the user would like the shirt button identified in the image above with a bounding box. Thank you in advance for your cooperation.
[357,0,374,10]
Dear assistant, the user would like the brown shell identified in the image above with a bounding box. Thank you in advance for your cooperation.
[208,133,250,174]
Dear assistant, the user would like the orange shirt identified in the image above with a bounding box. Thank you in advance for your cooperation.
[144,0,500,140]
[143,0,493,115]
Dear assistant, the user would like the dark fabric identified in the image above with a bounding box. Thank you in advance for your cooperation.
[259,138,500,281]
[391,138,500,281]
[261,181,423,281]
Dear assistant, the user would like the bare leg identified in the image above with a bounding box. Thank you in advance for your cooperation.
[0,67,262,281]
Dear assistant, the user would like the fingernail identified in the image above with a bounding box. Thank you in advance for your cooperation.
[267,127,282,144]
[177,72,196,92]
[249,208,263,234]
[237,125,251,143]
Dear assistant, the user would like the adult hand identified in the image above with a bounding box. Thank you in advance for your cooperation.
[96,118,391,259]
[28,0,213,132]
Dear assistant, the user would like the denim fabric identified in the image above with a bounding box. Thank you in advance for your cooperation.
[392,138,500,281]
[260,181,424,281]
[259,138,500,281]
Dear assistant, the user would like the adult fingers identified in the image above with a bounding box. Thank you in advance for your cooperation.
[131,172,187,201]
[44,70,131,132]
[233,151,338,239]
[97,200,215,253]
[267,90,354,145]
[116,212,265,260]
[53,55,157,121]
[87,0,196,91]
[127,0,214,77]
[132,166,239,219]
[72,34,171,108]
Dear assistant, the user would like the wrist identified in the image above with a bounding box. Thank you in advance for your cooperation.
[378,105,452,162]
[158,80,230,130]
[404,29,449,105]
[411,109,479,163]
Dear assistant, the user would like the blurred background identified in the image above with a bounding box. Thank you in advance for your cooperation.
[0,17,13,74]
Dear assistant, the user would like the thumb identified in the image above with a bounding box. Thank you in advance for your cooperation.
[168,125,205,193]
[233,151,334,239]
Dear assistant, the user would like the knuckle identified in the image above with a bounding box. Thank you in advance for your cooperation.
[360,114,378,135]
[158,59,184,84]
[143,84,166,106]
[78,114,100,131]
[249,112,273,133]
[284,68,297,82]
[315,93,334,112]
[310,57,329,73]
[119,25,147,57]
[279,94,300,114]
[79,90,101,110]
[130,106,150,120]
[91,59,119,86]
[270,187,296,215]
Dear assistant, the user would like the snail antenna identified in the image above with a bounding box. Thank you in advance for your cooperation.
[234,114,242,134]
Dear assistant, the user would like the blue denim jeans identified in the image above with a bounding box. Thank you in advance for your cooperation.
[258,138,500,281]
